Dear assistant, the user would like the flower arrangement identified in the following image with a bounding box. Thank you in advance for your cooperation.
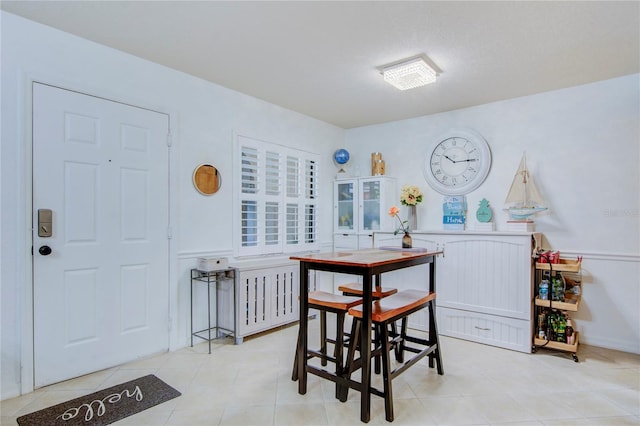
[400,185,423,206]
[388,206,409,235]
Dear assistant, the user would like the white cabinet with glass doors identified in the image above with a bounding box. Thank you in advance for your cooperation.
[333,177,397,250]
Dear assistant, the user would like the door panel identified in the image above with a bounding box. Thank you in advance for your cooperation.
[32,83,170,387]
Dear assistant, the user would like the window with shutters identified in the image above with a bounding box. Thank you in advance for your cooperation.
[235,135,319,256]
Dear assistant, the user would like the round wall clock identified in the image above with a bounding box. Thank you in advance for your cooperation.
[423,129,492,195]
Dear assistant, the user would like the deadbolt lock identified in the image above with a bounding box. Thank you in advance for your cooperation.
[38,209,53,237]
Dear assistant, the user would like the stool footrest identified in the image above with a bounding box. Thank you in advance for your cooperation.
[389,343,438,379]
[307,349,338,364]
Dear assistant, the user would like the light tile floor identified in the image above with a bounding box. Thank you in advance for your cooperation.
[2,318,639,425]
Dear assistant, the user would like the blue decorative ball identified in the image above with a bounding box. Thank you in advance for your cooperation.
[334,149,350,165]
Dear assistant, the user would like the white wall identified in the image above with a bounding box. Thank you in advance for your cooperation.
[0,12,342,400]
[344,74,640,354]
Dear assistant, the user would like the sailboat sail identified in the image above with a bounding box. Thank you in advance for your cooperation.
[504,154,547,220]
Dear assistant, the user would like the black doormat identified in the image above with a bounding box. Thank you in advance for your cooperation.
[17,375,181,426]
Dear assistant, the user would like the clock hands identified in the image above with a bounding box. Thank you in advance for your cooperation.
[443,154,478,164]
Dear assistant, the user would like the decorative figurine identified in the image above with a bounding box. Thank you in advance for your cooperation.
[476,198,493,223]
[333,148,350,178]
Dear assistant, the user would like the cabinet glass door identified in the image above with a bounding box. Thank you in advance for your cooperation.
[336,181,355,231]
[361,180,381,231]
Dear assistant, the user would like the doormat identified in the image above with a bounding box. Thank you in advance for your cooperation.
[17,374,181,426]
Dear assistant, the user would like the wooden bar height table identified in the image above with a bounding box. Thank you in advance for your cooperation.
[290,248,441,423]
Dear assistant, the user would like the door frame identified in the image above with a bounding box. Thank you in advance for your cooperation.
[20,75,179,394]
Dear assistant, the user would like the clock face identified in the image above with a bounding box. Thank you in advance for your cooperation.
[423,129,491,195]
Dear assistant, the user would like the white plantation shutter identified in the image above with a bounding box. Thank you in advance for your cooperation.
[286,156,299,197]
[241,147,259,194]
[241,200,258,248]
[235,135,319,256]
[265,151,280,196]
[286,203,299,245]
[285,155,299,247]
[305,204,316,243]
[240,146,259,251]
[305,159,316,199]
[265,202,279,245]
[304,159,317,244]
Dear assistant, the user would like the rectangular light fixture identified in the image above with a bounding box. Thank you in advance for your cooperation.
[382,57,437,90]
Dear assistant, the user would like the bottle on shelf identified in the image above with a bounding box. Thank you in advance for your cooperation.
[556,314,567,343]
[537,311,547,340]
[538,278,549,300]
[566,317,575,345]
[544,308,554,341]
[547,309,567,342]
[566,275,581,296]
[551,272,565,302]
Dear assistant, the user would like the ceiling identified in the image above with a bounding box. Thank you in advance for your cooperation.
[3,1,639,129]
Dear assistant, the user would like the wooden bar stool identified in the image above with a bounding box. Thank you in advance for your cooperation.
[292,291,362,398]
[339,281,399,372]
[343,289,444,422]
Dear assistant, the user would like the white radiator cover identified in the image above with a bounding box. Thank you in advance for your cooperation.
[235,261,299,341]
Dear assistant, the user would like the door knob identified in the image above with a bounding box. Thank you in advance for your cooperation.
[38,245,52,256]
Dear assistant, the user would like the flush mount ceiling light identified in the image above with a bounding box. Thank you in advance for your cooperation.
[382,56,437,90]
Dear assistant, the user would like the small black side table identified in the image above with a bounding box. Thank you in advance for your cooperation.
[190,268,237,353]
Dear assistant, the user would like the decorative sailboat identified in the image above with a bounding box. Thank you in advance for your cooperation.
[504,153,547,220]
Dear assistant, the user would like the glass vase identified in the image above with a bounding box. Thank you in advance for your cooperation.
[402,232,412,249]
[408,205,417,232]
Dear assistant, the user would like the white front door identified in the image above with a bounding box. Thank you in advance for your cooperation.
[32,83,170,387]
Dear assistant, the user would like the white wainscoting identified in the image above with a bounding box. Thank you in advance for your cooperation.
[372,231,538,353]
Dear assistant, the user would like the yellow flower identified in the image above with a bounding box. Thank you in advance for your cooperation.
[400,184,423,206]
